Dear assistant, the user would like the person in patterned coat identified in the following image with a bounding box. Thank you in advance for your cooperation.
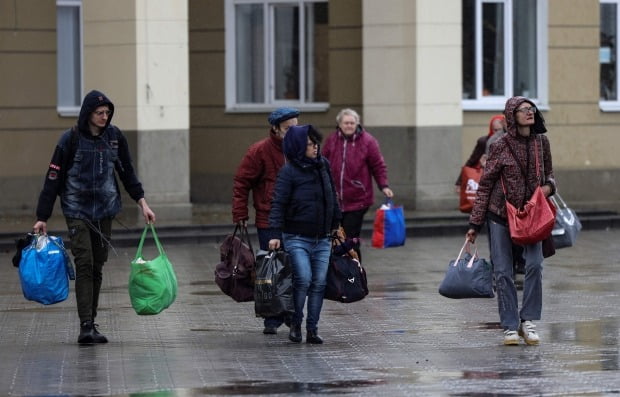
[466,96,556,346]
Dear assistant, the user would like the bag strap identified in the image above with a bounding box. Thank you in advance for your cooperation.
[501,138,540,199]
[134,224,165,261]
[538,135,545,187]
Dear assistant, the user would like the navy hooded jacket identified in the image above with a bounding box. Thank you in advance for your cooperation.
[36,90,145,221]
[269,125,341,238]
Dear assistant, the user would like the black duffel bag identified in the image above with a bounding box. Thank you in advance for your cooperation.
[324,250,369,304]
[214,225,256,302]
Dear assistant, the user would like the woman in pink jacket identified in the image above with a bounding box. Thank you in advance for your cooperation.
[322,108,393,261]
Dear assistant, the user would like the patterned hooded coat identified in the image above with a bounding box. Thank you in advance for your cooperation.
[468,96,556,232]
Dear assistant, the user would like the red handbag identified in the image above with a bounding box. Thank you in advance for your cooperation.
[502,139,556,246]
[505,185,556,245]
[459,165,483,213]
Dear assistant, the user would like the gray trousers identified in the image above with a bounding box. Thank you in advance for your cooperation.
[488,219,544,331]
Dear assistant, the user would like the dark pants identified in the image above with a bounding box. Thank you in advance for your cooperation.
[66,217,112,324]
[341,208,368,262]
[257,227,286,328]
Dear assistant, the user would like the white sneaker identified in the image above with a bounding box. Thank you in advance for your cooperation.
[503,330,519,345]
[519,320,540,345]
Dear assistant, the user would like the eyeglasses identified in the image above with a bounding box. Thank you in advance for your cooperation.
[307,142,318,148]
[93,110,112,117]
[515,106,537,114]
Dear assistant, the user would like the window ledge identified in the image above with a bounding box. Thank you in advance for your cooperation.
[599,101,620,112]
[462,99,549,112]
[225,103,329,114]
[57,106,80,117]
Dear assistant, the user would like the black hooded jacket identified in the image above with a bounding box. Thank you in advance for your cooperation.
[35,90,144,221]
[269,125,341,238]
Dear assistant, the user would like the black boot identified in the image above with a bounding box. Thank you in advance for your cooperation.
[91,322,108,343]
[306,329,323,344]
[78,321,95,344]
[289,324,302,343]
[78,320,108,344]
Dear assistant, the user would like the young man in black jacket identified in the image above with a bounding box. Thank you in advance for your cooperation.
[33,90,156,344]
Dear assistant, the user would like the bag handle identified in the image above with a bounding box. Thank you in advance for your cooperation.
[453,239,477,266]
[134,224,166,261]
[231,223,254,257]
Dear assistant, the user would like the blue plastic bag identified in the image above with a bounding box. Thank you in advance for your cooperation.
[371,200,406,248]
[19,235,73,305]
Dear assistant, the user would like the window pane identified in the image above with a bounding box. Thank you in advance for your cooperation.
[305,2,329,102]
[513,0,537,98]
[236,4,264,103]
[57,6,81,107]
[601,3,617,101]
[274,5,299,100]
[482,2,504,96]
[462,0,475,99]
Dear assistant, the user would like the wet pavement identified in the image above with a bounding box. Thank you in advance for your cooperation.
[1,228,620,396]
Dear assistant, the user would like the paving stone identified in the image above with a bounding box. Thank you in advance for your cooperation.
[1,230,619,396]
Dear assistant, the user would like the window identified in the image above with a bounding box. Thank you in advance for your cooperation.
[225,0,329,111]
[462,0,548,110]
[601,0,620,111]
[57,0,83,116]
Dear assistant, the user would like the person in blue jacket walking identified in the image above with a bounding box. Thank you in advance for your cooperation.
[268,125,341,344]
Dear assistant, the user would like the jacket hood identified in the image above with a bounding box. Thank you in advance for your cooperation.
[77,90,115,133]
[488,115,506,137]
[503,96,547,138]
[283,125,312,163]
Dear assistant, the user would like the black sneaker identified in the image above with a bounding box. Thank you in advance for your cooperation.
[263,326,277,335]
[289,324,302,343]
[306,330,323,344]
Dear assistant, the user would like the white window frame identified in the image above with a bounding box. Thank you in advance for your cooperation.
[56,0,83,117]
[600,0,620,111]
[462,0,549,111]
[224,0,329,113]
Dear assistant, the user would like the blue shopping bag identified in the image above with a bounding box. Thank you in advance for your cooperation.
[438,240,494,299]
[19,235,74,305]
[371,200,406,248]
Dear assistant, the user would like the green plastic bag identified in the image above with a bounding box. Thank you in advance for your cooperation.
[129,224,178,315]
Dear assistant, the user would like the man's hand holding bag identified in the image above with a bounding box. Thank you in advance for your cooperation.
[129,224,178,315]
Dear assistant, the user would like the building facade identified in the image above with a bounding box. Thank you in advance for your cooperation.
[1,0,619,220]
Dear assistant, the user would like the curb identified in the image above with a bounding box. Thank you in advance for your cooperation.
[2,211,618,253]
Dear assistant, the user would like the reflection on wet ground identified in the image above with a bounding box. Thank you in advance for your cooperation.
[0,230,619,396]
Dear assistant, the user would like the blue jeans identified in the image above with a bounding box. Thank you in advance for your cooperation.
[488,220,543,331]
[282,233,331,332]
[257,227,286,328]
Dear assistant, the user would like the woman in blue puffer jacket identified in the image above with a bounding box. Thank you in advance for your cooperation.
[268,125,341,345]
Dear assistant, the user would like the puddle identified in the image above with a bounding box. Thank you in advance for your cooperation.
[190,290,224,296]
[549,281,617,293]
[118,379,386,396]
